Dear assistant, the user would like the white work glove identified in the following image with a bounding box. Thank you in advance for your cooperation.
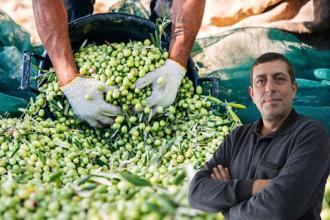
[135,59,186,109]
[62,76,121,127]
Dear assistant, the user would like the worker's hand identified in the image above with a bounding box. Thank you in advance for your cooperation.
[134,59,186,109]
[62,76,121,127]
[252,179,272,195]
[211,164,231,182]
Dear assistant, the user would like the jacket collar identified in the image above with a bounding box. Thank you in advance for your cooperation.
[253,108,298,137]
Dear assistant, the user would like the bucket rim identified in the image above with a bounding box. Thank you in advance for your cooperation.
[68,12,155,28]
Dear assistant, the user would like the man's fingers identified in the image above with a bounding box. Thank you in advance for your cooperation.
[96,115,114,126]
[212,164,232,181]
[217,165,227,180]
[135,73,156,89]
[100,103,122,116]
[225,167,231,179]
[212,167,223,180]
[218,165,229,181]
[146,93,160,108]
[135,78,151,90]
[218,165,230,181]
[85,119,101,128]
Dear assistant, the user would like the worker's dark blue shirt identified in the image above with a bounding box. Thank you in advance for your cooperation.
[63,0,172,22]
[189,109,330,220]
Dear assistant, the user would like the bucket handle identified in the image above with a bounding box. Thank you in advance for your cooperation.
[19,52,44,91]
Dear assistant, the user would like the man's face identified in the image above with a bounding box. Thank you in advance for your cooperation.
[249,59,297,121]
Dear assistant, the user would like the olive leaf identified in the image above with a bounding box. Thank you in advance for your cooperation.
[120,171,151,187]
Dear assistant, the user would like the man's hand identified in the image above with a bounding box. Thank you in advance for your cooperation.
[252,179,272,195]
[62,76,121,127]
[211,164,231,182]
[134,59,186,109]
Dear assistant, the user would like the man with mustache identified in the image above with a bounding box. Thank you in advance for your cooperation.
[189,52,330,220]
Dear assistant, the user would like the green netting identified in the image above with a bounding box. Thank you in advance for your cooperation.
[0,10,41,116]
[0,46,24,80]
[0,10,32,51]
[0,92,29,117]
[192,27,330,131]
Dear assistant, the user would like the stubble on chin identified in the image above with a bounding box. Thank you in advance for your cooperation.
[261,104,290,122]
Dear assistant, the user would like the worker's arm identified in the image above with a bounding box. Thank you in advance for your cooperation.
[32,0,77,86]
[169,0,205,66]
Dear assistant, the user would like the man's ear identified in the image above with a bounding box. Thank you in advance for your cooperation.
[249,86,254,103]
[292,81,298,99]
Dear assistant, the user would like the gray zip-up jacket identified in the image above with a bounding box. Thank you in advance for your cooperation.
[189,109,330,220]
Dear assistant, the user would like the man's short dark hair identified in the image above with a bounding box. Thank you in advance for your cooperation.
[250,52,295,85]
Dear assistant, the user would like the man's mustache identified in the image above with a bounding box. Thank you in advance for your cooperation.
[261,94,282,103]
